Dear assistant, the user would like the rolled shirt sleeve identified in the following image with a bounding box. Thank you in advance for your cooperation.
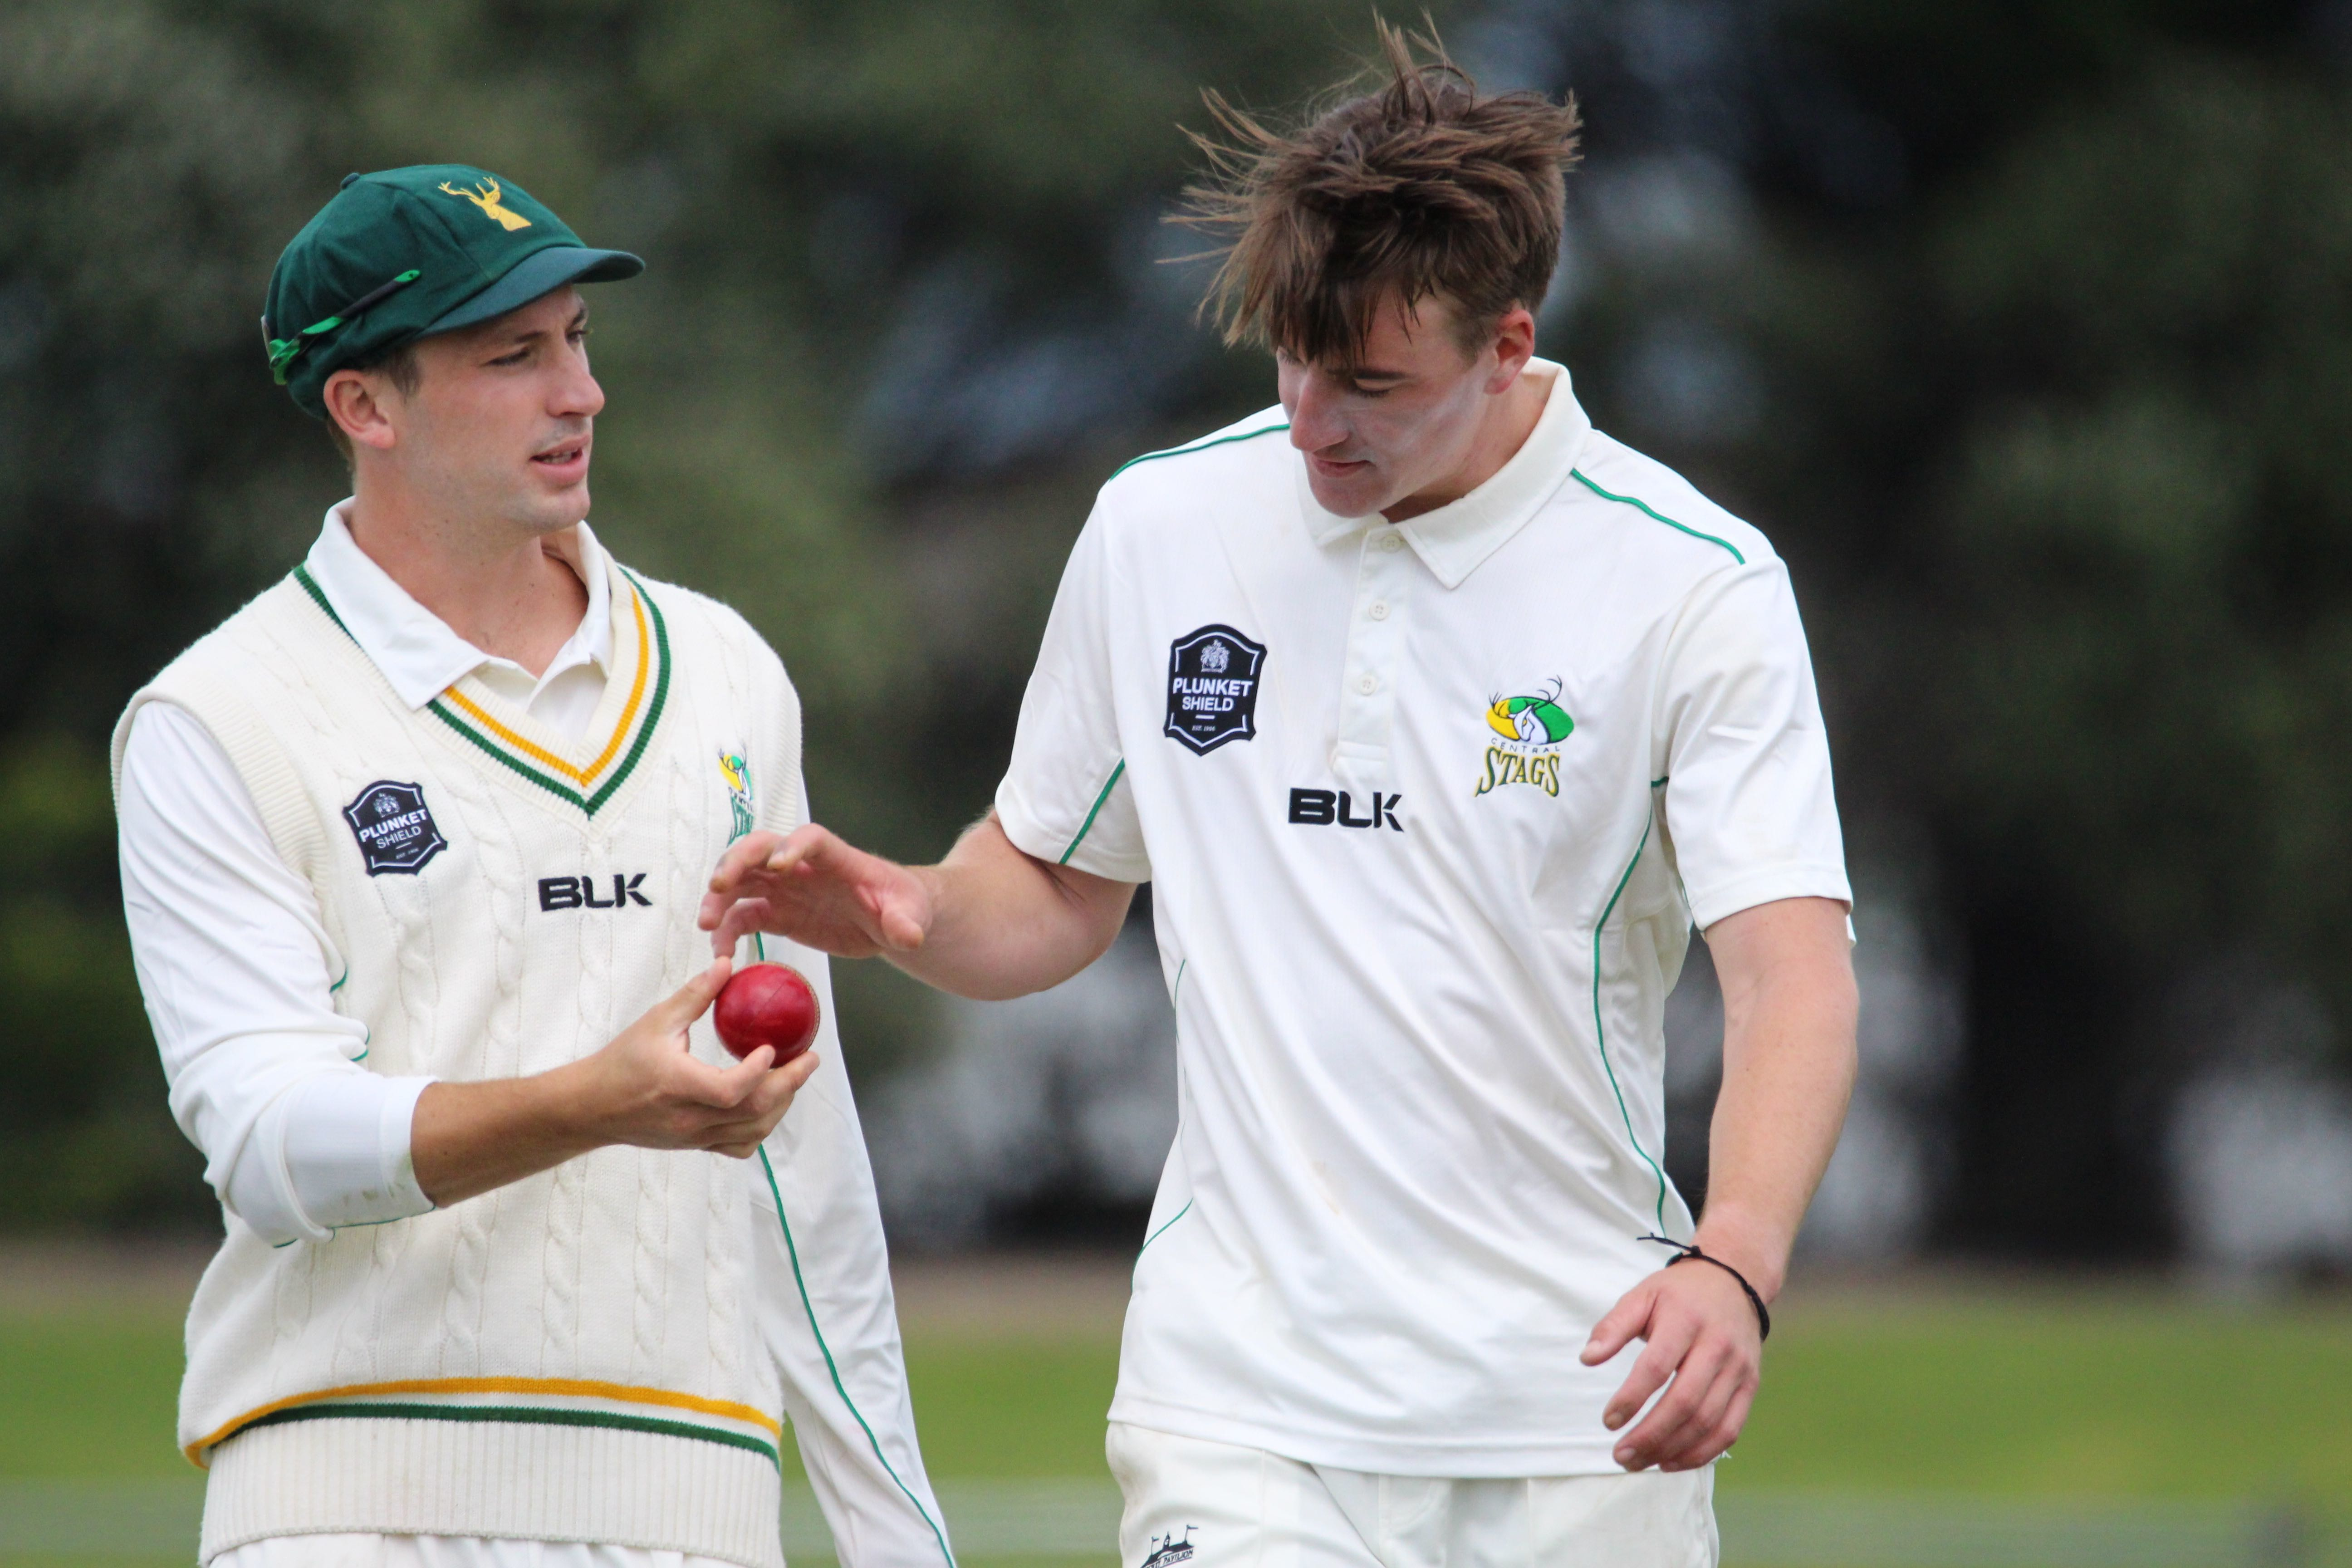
[1653,557,1852,931]
[995,509,1151,883]
[117,701,434,1246]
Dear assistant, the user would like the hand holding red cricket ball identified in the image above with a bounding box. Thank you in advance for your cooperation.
[713,962,821,1065]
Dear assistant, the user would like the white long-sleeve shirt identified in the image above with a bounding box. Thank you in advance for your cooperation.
[118,505,615,1242]
[118,504,953,1568]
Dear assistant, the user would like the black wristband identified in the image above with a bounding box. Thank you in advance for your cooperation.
[1638,1234,1771,1341]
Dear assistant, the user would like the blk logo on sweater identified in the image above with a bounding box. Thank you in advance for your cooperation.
[539,874,654,911]
[342,780,448,875]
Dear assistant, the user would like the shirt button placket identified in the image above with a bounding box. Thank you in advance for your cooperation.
[1334,526,1410,788]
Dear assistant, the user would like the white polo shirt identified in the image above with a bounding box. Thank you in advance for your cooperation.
[995,360,1850,1477]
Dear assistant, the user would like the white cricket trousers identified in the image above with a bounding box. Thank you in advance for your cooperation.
[1108,1423,1718,1568]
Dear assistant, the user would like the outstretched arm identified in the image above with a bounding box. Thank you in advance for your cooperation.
[1580,895,1857,1470]
[699,811,1136,1001]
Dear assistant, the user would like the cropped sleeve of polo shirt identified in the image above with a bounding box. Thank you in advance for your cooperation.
[1652,551,1850,931]
[995,505,1152,882]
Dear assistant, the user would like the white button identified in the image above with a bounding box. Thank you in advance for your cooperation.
[1378,534,1405,553]
[1357,674,1378,695]
[1368,601,1390,621]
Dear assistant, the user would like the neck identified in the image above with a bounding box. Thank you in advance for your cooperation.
[1382,366,1553,524]
[344,478,588,680]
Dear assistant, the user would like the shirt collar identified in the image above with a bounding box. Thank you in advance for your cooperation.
[1296,358,1592,589]
[304,500,614,711]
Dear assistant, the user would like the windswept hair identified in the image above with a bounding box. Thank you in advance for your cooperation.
[1178,16,1581,364]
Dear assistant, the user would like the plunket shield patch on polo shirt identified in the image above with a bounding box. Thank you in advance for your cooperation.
[1165,624,1266,754]
[342,780,448,876]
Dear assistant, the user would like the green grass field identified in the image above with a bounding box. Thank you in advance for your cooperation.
[3,1269,2347,1564]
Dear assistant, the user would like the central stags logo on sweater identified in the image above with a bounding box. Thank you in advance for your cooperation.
[341,780,447,875]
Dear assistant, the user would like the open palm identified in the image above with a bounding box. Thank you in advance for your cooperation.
[700,824,933,959]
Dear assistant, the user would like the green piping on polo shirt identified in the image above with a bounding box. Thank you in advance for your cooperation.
[1570,470,1745,565]
[1109,422,1290,480]
[1138,1200,1192,1255]
[1593,815,1675,1231]
[1060,760,1125,864]
[1134,960,1195,1263]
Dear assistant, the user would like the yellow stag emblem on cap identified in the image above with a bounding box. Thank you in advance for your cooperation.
[438,176,532,231]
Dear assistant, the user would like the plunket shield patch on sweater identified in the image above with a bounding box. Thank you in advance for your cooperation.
[342,780,447,875]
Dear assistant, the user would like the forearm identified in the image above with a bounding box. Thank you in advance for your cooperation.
[413,959,811,1207]
[410,1067,599,1206]
[893,814,1133,1000]
[1693,897,1859,1300]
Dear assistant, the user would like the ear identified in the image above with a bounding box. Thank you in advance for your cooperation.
[323,368,400,456]
[1486,306,1538,394]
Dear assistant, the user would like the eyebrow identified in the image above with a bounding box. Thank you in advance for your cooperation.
[487,306,589,354]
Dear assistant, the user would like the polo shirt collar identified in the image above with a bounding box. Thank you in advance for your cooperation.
[303,500,613,711]
[1298,358,1592,589]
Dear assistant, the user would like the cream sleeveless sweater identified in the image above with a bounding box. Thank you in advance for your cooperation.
[112,557,806,1567]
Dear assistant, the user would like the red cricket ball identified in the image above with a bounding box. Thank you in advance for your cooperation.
[714,962,821,1065]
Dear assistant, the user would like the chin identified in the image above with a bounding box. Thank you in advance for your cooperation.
[1305,470,1396,520]
[506,485,591,535]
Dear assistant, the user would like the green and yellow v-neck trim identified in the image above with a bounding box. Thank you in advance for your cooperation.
[292,562,672,817]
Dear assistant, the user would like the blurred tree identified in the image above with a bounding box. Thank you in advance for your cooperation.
[0,0,1452,1229]
[1906,54,2352,1254]
[1509,0,2352,1257]
[14,0,2342,1259]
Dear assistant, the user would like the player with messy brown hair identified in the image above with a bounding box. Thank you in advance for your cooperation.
[708,21,1858,1566]
[1183,31,1580,368]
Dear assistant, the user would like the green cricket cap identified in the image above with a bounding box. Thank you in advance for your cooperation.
[262,163,642,418]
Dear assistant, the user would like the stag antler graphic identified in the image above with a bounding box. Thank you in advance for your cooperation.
[437,177,532,232]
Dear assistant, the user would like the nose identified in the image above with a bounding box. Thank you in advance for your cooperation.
[1287,371,1350,455]
[556,338,605,422]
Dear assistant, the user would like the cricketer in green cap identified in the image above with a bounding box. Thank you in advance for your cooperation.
[262,164,642,419]
[115,156,955,1568]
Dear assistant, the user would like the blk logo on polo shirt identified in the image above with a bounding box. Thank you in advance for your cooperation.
[1289,788,1405,832]
[1165,624,1266,755]
[343,780,447,876]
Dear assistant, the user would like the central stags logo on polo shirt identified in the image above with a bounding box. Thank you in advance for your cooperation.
[1475,678,1575,798]
[1165,624,1266,754]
